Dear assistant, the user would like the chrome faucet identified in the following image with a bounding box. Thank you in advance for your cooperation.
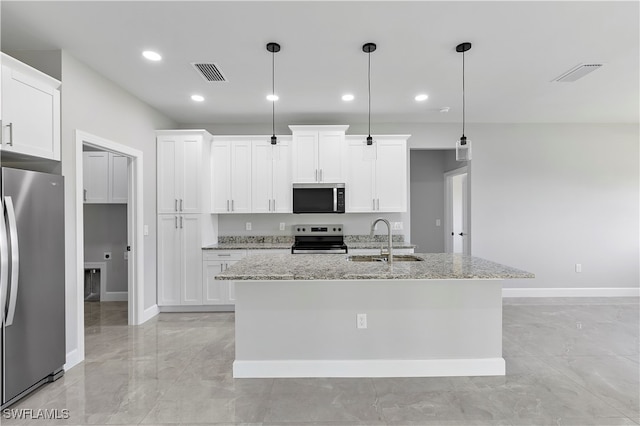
[370,218,393,264]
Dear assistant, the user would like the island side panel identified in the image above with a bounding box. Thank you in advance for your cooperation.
[234,279,504,378]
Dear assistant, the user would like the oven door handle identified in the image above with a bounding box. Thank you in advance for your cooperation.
[333,188,337,211]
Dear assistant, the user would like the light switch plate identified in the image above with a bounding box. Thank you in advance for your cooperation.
[279,222,286,231]
[246,222,252,231]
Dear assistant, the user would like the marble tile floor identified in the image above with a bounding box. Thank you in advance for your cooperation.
[4,298,638,426]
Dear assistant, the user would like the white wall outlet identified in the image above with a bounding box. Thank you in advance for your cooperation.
[246,222,252,231]
[356,313,367,329]
[103,252,112,260]
[392,222,403,230]
[279,222,286,231]
[436,219,441,227]
[575,263,582,273]
[143,225,149,236]
[124,251,129,261]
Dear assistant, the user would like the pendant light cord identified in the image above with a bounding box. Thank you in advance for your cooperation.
[462,50,465,137]
[368,51,371,137]
[272,50,275,137]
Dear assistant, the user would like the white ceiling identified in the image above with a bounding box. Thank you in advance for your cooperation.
[2,1,638,125]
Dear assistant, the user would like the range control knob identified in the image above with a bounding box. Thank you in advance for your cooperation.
[302,228,306,232]
[338,227,342,231]
[333,228,336,231]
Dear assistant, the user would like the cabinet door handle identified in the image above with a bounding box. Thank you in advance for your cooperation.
[180,216,183,228]
[217,253,231,257]
[180,199,183,211]
[175,199,178,212]
[268,199,271,211]
[231,200,234,212]
[315,169,318,181]
[320,169,323,182]
[273,199,276,211]
[175,216,178,228]
[220,263,223,273]
[376,199,380,210]
[84,189,87,202]
[372,199,375,210]
[6,123,13,146]
[227,200,230,212]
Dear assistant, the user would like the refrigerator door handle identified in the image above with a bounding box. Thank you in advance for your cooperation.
[5,196,19,327]
[0,198,9,322]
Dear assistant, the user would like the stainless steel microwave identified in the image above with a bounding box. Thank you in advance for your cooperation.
[292,183,345,214]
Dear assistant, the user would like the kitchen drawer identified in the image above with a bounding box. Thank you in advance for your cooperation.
[202,250,247,261]
[348,248,415,255]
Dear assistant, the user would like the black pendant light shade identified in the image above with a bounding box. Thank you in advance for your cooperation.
[363,42,376,145]
[267,42,281,145]
[455,42,472,161]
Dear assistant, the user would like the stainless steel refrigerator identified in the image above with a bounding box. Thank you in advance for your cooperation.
[0,167,65,408]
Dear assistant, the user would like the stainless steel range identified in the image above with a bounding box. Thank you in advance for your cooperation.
[291,224,348,254]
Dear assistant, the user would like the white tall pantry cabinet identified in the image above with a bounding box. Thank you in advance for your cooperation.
[156,130,216,307]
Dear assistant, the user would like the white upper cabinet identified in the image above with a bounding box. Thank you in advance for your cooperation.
[83,151,128,204]
[157,130,212,214]
[290,125,348,183]
[251,137,291,213]
[110,153,129,203]
[83,152,110,203]
[1,53,61,161]
[211,137,252,214]
[346,135,409,213]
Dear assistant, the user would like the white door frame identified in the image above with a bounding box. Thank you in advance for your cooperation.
[75,131,144,339]
[444,166,470,254]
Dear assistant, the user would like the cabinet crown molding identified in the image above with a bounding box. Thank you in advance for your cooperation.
[288,125,349,133]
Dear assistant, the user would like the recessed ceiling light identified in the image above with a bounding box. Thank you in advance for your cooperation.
[142,50,162,61]
[191,95,204,102]
[414,94,429,102]
[266,94,279,102]
[342,94,354,101]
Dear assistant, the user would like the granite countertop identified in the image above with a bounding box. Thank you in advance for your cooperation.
[215,253,534,281]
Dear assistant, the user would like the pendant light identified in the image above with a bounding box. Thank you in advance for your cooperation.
[363,42,376,145]
[455,42,472,161]
[266,42,281,145]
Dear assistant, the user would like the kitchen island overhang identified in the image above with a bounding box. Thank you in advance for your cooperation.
[216,253,534,378]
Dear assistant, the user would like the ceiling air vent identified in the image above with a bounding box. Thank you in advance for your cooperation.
[553,63,603,82]
[192,63,227,82]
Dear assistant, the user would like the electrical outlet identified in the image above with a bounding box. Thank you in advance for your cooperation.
[143,225,149,236]
[246,222,252,231]
[356,313,367,329]
[124,251,129,261]
[575,263,582,273]
[392,222,403,230]
[104,252,112,260]
[436,219,441,227]
[279,222,286,231]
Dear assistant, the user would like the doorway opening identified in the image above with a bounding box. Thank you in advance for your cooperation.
[409,149,470,253]
[74,130,144,362]
[444,166,470,254]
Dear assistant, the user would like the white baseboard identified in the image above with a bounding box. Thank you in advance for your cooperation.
[233,358,505,378]
[101,291,128,302]
[159,305,235,312]
[64,349,83,371]
[502,287,640,298]
[141,304,160,323]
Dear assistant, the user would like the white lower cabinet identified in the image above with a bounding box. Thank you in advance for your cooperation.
[157,214,203,306]
[202,250,247,305]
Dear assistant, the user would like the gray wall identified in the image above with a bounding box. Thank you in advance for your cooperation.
[83,204,128,292]
[59,50,177,358]
[410,150,446,253]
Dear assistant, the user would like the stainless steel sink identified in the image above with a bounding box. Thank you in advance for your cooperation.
[346,254,424,262]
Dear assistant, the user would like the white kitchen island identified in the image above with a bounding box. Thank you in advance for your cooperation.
[216,253,534,378]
